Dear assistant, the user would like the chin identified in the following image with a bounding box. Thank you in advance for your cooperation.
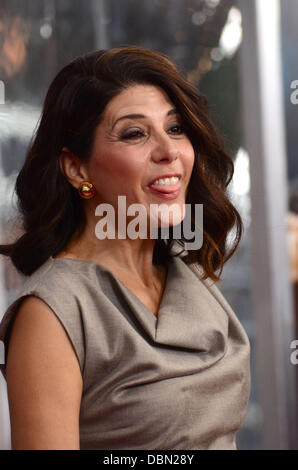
[149,201,186,229]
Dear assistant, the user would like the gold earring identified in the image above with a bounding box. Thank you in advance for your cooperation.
[78,181,95,199]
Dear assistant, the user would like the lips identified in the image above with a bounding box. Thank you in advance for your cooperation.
[147,177,182,201]
[148,186,180,200]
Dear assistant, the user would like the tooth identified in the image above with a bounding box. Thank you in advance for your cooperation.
[151,176,179,186]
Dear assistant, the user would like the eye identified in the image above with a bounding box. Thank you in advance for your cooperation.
[168,123,185,135]
[121,129,145,140]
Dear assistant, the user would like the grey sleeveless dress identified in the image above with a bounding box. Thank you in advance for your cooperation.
[0,253,251,450]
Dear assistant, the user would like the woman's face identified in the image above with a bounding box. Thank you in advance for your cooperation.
[84,84,195,229]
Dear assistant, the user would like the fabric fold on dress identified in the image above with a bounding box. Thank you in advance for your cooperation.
[114,255,228,360]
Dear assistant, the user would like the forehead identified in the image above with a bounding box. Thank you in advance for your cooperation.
[103,84,175,121]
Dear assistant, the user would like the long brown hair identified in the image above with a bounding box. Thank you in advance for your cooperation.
[0,46,242,281]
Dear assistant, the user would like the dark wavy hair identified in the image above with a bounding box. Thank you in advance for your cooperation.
[0,46,242,281]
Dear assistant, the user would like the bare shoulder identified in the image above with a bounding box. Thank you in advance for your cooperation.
[6,295,83,449]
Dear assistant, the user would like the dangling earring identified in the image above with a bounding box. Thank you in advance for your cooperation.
[78,181,95,199]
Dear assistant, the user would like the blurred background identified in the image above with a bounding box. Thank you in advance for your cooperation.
[0,0,297,450]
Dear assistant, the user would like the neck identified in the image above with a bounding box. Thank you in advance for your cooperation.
[58,219,165,289]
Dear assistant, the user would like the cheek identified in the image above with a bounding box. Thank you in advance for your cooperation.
[90,151,141,185]
[183,144,195,173]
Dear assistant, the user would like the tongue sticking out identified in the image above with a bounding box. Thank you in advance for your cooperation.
[149,182,181,193]
[149,177,181,193]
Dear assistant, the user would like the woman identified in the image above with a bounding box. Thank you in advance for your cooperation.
[0,46,250,450]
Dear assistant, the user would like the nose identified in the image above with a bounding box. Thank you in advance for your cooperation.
[150,132,180,164]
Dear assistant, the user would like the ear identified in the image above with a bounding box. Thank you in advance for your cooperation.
[59,147,89,189]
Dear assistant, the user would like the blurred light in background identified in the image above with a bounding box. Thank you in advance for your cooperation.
[205,0,221,8]
[0,16,29,77]
[0,101,40,141]
[232,147,251,196]
[210,47,224,62]
[191,11,206,26]
[219,6,242,58]
[0,81,4,104]
[40,23,53,39]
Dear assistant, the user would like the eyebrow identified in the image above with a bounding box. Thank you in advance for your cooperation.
[111,108,179,130]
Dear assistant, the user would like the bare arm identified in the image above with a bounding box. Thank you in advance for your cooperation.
[6,296,83,449]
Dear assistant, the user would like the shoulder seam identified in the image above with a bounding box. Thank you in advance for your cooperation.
[18,257,56,297]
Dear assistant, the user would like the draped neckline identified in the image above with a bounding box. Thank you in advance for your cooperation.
[49,255,229,354]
